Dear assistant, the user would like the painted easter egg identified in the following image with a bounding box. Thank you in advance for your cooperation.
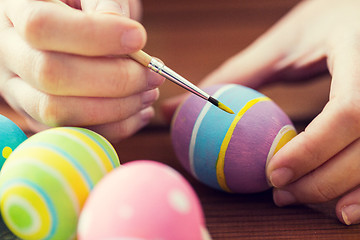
[171,84,297,193]
[77,160,211,240]
[0,127,120,240]
[0,114,27,168]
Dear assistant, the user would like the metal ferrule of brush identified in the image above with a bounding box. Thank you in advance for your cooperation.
[148,58,209,101]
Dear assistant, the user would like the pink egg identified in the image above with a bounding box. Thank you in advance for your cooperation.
[77,160,211,240]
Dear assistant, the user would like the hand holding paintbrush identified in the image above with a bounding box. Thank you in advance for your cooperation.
[0,0,165,142]
[129,51,234,114]
[47,0,234,114]
[1,0,232,143]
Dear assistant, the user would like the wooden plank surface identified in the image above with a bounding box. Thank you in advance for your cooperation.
[115,125,360,240]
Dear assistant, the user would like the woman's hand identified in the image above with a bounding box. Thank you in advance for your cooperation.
[0,0,164,142]
[162,0,360,225]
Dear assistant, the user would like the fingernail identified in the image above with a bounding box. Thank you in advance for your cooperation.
[273,189,296,206]
[140,107,155,124]
[342,205,360,225]
[147,71,165,89]
[141,89,159,108]
[122,28,145,52]
[269,168,294,188]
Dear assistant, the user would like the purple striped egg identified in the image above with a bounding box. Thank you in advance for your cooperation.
[171,84,296,193]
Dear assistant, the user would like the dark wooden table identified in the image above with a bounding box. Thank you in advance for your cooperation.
[1,0,360,239]
[115,125,360,240]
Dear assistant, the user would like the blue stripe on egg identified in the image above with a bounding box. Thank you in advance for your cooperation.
[23,142,94,189]
[75,129,118,169]
[0,179,58,239]
[0,127,120,240]
[192,84,265,190]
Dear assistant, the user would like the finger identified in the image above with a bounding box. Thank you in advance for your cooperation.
[337,187,360,225]
[88,106,155,143]
[0,27,163,97]
[6,0,146,56]
[199,40,284,89]
[198,15,287,88]
[128,0,142,20]
[326,28,360,102]
[1,76,160,126]
[199,37,326,90]
[267,41,360,188]
[199,1,328,89]
[24,105,156,143]
[81,0,143,32]
[81,0,130,16]
[267,100,360,188]
[24,117,51,133]
[272,138,360,206]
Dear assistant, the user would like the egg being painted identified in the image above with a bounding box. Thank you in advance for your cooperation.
[171,84,297,193]
[77,160,210,240]
[0,114,27,168]
[0,127,120,240]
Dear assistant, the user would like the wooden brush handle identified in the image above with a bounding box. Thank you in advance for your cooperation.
[128,50,153,67]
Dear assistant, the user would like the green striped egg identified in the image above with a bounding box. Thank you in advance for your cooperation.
[0,127,120,240]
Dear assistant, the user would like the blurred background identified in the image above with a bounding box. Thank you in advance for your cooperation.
[141,0,331,126]
[0,0,331,131]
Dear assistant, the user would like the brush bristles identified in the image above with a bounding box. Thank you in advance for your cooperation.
[208,96,234,114]
[218,102,234,114]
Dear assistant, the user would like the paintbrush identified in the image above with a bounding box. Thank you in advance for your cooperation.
[129,51,234,114]
[45,0,234,114]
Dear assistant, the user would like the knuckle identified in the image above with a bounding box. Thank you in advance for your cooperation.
[311,180,339,203]
[34,52,61,94]
[114,117,143,140]
[296,131,321,164]
[115,65,132,94]
[38,95,65,127]
[112,60,143,96]
[115,124,134,140]
[21,6,47,45]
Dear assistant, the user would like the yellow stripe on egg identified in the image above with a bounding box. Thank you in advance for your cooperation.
[1,184,51,239]
[216,97,271,192]
[4,146,90,209]
[55,128,114,173]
